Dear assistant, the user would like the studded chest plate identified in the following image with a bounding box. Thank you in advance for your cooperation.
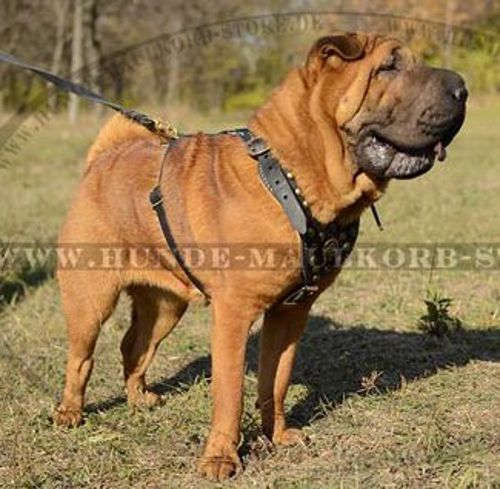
[229,127,361,305]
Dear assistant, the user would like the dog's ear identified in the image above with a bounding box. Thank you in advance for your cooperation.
[315,34,365,60]
[306,33,366,76]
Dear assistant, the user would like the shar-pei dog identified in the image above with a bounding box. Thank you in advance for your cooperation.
[53,32,467,480]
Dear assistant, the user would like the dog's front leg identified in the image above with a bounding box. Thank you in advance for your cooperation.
[257,301,312,446]
[198,296,256,481]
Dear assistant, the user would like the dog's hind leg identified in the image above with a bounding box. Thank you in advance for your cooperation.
[121,285,187,409]
[53,270,121,427]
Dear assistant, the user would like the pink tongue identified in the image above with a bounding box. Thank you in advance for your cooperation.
[434,141,447,162]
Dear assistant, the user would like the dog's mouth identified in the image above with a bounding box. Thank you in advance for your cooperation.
[355,132,448,180]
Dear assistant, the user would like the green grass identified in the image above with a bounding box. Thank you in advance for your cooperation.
[0,98,499,488]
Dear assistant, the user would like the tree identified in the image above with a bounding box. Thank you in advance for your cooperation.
[49,0,70,110]
[68,0,83,124]
[82,0,102,114]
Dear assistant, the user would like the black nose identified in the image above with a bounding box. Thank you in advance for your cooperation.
[453,85,468,102]
[434,68,468,105]
[443,69,468,103]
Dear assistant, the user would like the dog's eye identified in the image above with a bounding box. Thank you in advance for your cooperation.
[376,52,400,75]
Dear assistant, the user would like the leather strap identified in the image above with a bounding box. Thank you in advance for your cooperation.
[224,129,309,235]
[255,145,308,235]
[149,142,209,299]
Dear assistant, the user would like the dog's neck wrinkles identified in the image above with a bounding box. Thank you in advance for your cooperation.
[248,69,384,225]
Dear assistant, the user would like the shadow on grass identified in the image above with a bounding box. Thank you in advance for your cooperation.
[0,264,54,308]
[86,315,500,432]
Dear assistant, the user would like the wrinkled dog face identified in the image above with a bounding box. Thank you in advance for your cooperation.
[306,33,467,180]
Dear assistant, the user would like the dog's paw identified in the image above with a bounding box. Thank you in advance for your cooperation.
[52,406,83,427]
[273,427,307,446]
[128,389,162,410]
[198,455,241,481]
[198,437,241,481]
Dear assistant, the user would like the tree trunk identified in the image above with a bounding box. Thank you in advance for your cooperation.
[68,0,83,125]
[83,0,103,116]
[49,0,69,111]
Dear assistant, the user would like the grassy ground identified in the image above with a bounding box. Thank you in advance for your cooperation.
[0,98,499,488]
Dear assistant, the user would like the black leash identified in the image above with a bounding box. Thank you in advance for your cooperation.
[0,50,178,141]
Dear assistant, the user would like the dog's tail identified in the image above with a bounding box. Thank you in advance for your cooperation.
[86,114,156,167]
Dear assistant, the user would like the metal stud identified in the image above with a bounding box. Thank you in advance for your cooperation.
[286,171,294,179]
[294,188,301,196]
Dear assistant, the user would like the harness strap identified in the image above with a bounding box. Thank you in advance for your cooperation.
[0,50,178,141]
[149,141,209,299]
[223,129,310,235]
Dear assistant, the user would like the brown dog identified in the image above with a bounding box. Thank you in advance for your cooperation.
[53,33,467,480]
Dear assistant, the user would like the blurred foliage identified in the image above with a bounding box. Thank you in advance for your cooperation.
[224,87,268,112]
[0,0,499,116]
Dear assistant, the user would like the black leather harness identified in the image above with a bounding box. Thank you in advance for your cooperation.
[149,129,360,305]
[0,49,362,305]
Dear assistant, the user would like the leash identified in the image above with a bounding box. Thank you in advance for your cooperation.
[0,50,178,142]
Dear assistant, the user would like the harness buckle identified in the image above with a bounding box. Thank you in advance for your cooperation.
[149,186,164,209]
[282,284,319,306]
[247,137,270,158]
